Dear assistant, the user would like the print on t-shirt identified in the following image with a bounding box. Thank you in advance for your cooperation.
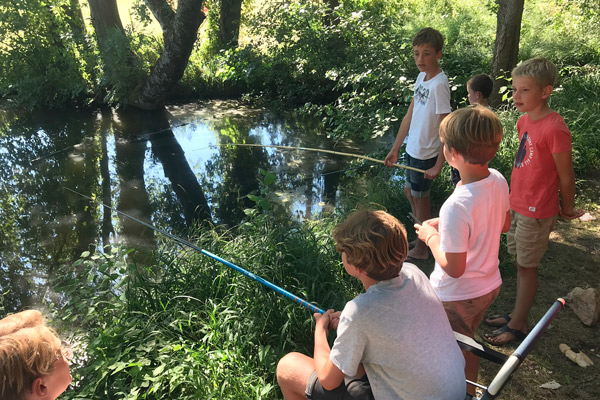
[415,84,430,105]
[514,131,533,168]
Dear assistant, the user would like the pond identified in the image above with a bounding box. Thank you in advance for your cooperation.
[0,101,392,313]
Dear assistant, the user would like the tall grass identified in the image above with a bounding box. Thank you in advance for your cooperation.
[55,213,360,399]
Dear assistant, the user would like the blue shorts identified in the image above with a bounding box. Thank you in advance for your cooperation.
[305,371,373,400]
[405,154,438,198]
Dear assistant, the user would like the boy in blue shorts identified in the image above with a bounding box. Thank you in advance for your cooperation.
[484,57,583,345]
[276,210,466,400]
[384,27,451,260]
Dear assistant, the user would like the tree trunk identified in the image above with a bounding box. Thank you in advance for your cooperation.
[87,0,125,39]
[219,0,243,48]
[490,0,525,107]
[131,0,205,110]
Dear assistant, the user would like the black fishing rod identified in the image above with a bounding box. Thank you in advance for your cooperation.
[64,187,326,315]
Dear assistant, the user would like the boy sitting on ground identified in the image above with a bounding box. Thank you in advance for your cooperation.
[277,209,466,400]
[0,310,72,400]
[484,57,584,345]
[415,106,510,398]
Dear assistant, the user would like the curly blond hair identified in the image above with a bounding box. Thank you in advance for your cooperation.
[0,310,62,400]
[333,210,408,281]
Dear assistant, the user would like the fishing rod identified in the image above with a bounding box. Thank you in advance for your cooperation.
[214,143,426,174]
[63,187,326,315]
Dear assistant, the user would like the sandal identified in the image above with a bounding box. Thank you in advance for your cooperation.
[483,324,526,346]
[484,313,511,327]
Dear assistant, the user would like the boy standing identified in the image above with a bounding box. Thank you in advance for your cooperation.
[484,57,583,345]
[415,107,510,398]
[277,210,466,400]
[466,74,494,108]
[384,27,451,260]
[452,73,495,185]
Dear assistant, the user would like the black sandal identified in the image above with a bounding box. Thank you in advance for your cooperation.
[484,313,511,327]
[483,324,526,346]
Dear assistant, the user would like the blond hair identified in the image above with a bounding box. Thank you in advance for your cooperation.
[412,27,444,52]
[512,57,557,88]
[0,310,62,400]
[440,106,503,165]
[333,210,408,281]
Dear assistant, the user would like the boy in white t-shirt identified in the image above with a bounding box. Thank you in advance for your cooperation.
[384,27,451,260]
[276,210,466,400]
[414,106,510,398]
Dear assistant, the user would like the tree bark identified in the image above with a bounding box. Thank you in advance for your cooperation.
[131,0,205,109]
[490,0,525,107]
[87,0,125,39]
[219,0,243,48]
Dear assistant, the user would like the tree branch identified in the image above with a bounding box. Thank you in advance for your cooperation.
[143,0,175,31]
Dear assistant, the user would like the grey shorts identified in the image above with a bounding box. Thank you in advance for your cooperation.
[305,371,373,400]
[405,154,437,198]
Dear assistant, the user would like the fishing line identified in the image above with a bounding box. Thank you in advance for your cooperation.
[63,186,326,315]
[214,143,426,173]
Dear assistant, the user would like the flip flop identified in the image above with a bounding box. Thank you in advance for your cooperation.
[483,324,526,346]
[484,313,511,327]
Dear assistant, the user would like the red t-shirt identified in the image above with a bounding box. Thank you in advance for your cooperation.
[509,112,572,218]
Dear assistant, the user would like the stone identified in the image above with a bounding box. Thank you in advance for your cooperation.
[565,287,600,326]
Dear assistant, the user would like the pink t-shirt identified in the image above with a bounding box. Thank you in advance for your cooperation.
[509,112,572,218]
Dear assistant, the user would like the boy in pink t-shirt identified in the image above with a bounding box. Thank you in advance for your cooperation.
[484,57,583,345]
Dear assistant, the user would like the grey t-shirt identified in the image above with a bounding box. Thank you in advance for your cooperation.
[330,263,466,400]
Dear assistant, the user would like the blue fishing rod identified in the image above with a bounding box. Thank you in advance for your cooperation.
[64,187,326,315]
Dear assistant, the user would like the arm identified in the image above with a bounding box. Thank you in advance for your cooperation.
[415,219,466,278]
[502,210,511,233]
[384,100,414,167]
[424,113,449,180]
[552,151,584,219]
[313,310,345,390]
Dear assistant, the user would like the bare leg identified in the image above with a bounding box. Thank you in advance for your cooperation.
[408,196,430,259]
[485,264,536,344]
[464,350,479,397]
[277,352,315,400]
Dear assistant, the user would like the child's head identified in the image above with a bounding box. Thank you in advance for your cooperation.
[439,106,503,166]
[467,74,493,105]
[512,57,557,89]
[333,210,408,281]
[412,28,444,74]
[0,310,72,400]
[412,27,444,52]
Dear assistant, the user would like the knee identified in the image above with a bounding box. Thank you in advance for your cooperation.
[276,352,301,382]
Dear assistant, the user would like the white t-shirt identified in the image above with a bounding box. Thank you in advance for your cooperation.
[430,168,509,301]
[406,71,452,160]
[330,263,466,400]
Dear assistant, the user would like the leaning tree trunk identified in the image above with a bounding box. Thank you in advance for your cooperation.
[489,0,525,107]
[130,0,205,110]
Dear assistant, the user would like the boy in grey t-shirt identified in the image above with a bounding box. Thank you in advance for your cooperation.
[276,210,466,400]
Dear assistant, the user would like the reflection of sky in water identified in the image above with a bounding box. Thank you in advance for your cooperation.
[0,103,395,312]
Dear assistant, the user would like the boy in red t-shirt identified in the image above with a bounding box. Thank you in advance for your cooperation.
[484,57,583,345]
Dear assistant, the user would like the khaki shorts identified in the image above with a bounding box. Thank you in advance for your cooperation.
[443,286,501,338]
[506,211,557,268]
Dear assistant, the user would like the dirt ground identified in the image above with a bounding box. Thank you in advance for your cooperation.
[412,174,600,399]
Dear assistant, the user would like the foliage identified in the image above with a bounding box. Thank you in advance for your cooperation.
[54,211,357,399]
[0,0,95,109]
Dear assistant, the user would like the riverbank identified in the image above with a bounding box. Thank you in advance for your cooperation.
[410,172,600,399]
